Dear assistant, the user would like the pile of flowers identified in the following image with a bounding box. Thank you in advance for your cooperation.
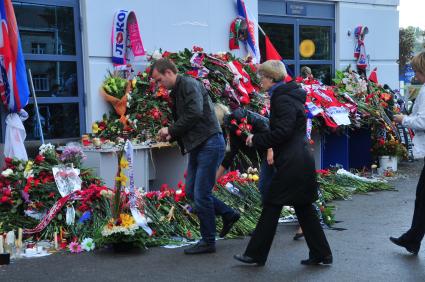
[89,47,265,146]
[0,144,394,253]
[0,143,111,243]
[317,168,392,202]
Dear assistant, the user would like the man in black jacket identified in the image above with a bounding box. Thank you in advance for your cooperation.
[152,58,240,254]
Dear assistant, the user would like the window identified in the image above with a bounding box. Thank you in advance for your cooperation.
[31,43,46,54]
[259,17,334,85]
[8,0,85,141]
[32,74,49,92]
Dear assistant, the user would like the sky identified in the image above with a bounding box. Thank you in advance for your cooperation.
[399,0,425,29]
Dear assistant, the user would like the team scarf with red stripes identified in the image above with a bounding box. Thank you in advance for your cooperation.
[112,10,145,65]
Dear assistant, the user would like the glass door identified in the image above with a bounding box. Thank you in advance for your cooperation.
[3,0,85,142]
[298,20,334,85]
[259,17,334,84]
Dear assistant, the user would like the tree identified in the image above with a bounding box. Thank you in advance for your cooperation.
[399,27,416,72]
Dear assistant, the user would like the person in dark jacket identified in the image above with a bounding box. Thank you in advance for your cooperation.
[153,58,240,255]
[216,108,275,201]
[233,60,332,266]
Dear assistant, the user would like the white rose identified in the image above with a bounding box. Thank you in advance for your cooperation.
[151,50,163,60]
[2,168,14,177]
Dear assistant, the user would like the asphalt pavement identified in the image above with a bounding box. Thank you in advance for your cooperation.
[1,160,425,282]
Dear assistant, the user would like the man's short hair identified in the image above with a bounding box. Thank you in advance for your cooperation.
[151,58,178,75]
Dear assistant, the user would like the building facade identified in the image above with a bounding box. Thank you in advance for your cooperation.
[3,0,399,166]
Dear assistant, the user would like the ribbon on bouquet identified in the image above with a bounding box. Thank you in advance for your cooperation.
[23,192,82,235]
[124,140,153,235]
[112,10,146,65]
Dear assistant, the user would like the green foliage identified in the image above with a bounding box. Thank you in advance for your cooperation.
[399,27,416,72]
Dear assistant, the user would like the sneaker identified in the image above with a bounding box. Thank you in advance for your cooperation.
[220,212,240,238]
[184,241,216,255]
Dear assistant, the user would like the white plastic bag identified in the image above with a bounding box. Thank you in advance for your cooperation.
[4,110,29,161]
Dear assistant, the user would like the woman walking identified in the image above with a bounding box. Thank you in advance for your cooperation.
[233,60,332,266]
[391,51,425,255]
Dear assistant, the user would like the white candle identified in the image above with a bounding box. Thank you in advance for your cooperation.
[17,228,23,248]
[6,231,15,245]
[0,235,4,253]
[54,232,58,250]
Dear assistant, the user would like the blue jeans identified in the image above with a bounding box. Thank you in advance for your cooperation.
[258,158,275,202]
[186,133,235,244]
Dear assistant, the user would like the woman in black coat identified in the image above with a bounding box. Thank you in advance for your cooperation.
[234,60,332,266]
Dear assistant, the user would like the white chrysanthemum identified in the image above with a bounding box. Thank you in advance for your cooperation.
[81,238,95,251]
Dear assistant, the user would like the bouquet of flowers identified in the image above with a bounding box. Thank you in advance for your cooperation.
[59,143,87,168]
[94,148,151,250]
[100,72,131,124]
[230,117,253,138]
[371,136,407,158]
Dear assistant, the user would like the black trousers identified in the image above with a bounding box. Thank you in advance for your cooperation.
[244,202,332,263]
[402,161,425,246]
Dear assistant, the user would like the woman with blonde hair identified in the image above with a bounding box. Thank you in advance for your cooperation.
[233,60,332,266]
[391,51,425,254]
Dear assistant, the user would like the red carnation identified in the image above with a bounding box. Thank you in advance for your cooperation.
[0,196,9,203]
[34,155,45,164]
[240,95,250,105]
[235,129,242,136]
[230,119,238,125]
[192,46,204,52]
[4,157,13,167]
[150,108,162,120]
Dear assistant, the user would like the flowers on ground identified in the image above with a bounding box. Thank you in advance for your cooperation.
[68,241,82,253]
[81,238,95,251]
[101,214,139,237]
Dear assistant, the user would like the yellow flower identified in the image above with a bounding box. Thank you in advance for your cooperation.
[131,78,137,88]
[251,174,259,181]
[120,156,129,169]
[120,213,135,228]
[115,171,128,186]
[92,123,99,134]
[24,161,33,173]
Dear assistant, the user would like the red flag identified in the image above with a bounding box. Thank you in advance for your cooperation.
[368,67,378,83]
[265,35,282,60]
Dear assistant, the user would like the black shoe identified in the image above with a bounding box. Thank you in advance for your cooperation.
[184,241,216,255]
[293,232,304,240]
[301,255,333,265]
[389,236,420,255]
[233,254,265,266]
[220,213,240,238]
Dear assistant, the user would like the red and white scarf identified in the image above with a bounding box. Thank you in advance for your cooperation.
[112,10,145,65]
